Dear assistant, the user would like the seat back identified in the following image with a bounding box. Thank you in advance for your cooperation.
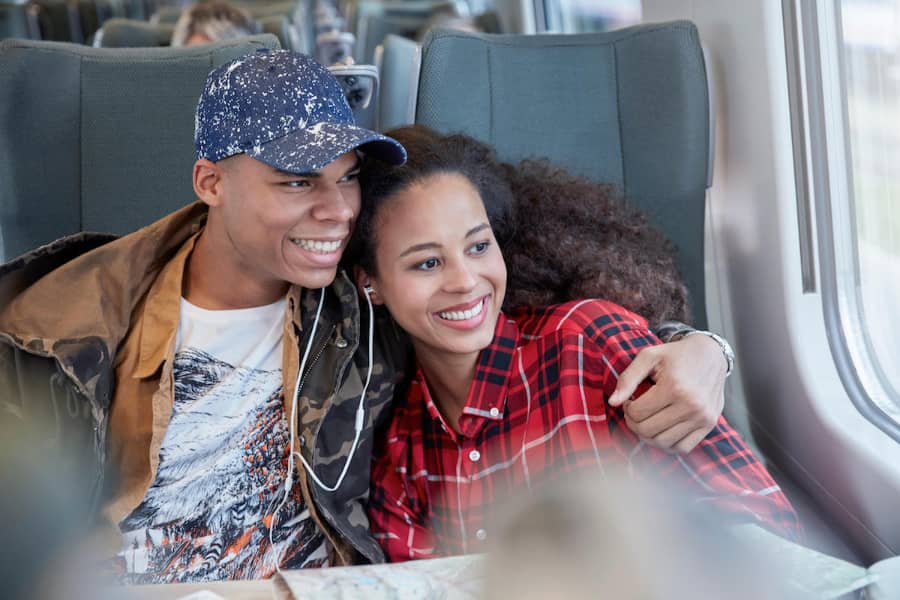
[375,33,420,130]
[149,5,180,24]
[352,0,454,63]
[0,34,281,262]
[416,22,712,327]
[0,3,41,40]
[33,0,82,42]
[95,17,173,46]
[258,14,291,50]
[74,0,129,44]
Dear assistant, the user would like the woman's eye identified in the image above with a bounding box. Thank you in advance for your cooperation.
[469,240,491,254]
[415,258,440,271]
[340,171,360,183]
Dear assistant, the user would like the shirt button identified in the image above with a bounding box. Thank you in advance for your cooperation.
[475,528,487,541]
[468,450,481,462]
[334,337,348,349]
[489,407,500,417]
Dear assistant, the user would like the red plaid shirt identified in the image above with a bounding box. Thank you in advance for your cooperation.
[368,300,801,562]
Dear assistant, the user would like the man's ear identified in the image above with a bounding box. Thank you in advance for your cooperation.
[353,265,383,305]
[193,159,226,207]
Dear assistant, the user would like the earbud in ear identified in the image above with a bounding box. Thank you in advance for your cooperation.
[363,284,374,295]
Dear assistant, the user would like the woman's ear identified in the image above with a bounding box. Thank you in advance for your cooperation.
[353,265,384,305]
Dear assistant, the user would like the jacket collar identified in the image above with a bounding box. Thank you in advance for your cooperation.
[0,202,208,404]
[132,231,200,379]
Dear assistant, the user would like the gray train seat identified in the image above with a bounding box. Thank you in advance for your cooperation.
[0,34,281,263]
[94,17,174,47]
[351,0,455,64]
[33,0,82,42]
[149,5,181,24]
[0,3,41,40]
[258,14,292,51]
[375,33,420,130]
[415,22,713,328]
[96,14,290,50]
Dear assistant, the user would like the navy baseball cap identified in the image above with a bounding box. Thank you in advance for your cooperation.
[195,49,406,172]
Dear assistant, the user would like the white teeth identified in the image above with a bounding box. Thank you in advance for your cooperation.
[439,299,485,321]
[291,239,341,253]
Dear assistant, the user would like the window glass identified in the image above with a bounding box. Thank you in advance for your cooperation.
[543,0,641,33]
[839,0,900,399]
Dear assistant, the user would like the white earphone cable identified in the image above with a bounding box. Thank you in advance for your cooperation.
[269,285,375,570]
[270,287,325,571]
[296,284,374,492]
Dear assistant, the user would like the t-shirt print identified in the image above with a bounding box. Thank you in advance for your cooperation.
[117,298,327,584]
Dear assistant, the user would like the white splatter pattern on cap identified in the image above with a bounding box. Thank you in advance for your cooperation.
[195,49,405,172]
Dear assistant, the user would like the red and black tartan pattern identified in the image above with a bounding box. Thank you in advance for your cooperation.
[368,300,802,561]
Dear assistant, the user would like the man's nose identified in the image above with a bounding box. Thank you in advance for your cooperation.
[312,186,356,223]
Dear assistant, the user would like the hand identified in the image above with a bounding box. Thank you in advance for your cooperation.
[608,333,727,454]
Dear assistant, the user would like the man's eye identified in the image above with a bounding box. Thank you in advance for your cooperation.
[340,171,360,183]
[414,258,440,271]
[469,240,491,254]
[284,180,311,188]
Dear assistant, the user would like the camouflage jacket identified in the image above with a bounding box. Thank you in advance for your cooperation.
[0,203,409,565]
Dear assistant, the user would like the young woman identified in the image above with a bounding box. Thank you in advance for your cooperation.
[348,125,800,562]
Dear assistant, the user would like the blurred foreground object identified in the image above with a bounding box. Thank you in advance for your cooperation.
[483,474,807,600]
[0,415,103,599]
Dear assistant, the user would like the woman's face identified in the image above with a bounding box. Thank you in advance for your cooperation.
[365,172,507,361]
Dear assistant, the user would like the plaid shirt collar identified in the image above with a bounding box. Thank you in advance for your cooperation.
[416,314,520,441]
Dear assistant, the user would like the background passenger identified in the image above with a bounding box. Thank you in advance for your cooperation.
[171,1,257,47]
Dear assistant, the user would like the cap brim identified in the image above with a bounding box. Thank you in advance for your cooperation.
[247,122,406,173]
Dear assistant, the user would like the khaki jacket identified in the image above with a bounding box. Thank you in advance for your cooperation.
[0,203,409,565]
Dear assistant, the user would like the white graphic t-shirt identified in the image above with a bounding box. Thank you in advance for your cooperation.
[117,297,328,584]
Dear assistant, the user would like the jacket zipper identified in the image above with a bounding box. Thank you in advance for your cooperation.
[298,324,335,392]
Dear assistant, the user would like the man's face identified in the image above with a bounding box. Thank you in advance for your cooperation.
[209,150,361,293]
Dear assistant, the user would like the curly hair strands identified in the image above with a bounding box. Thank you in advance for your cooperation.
[502,160,691,326]
[348,125,689,327]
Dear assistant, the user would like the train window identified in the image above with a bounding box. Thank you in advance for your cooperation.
[539,0,641,33]
[798,0,900,431]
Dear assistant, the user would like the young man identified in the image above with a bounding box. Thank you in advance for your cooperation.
[0,50,734,582]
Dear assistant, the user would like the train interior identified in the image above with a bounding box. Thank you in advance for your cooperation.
[2,0,900,597]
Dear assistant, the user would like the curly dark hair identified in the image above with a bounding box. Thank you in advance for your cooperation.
[501,160,691,326]
[348,125,690,326]
[348,124,515,277]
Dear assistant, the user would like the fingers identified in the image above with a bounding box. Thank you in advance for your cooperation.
[624,403,687,440]
[622,384,674,423]
[625,406,712,453]
[609,346,661,407]
[672,428,710,454]
[649,420,697,451]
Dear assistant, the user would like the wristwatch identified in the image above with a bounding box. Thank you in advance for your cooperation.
[682,330,735,377]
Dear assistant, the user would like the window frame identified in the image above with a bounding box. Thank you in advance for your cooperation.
[788,0,900,441]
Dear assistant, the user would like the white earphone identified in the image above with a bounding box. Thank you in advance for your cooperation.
[271,284,375,569]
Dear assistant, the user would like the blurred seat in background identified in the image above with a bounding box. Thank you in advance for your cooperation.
[93,16,172,46]
[0,2,41,40]
[0,34,281,262]
[374,33,419,130]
